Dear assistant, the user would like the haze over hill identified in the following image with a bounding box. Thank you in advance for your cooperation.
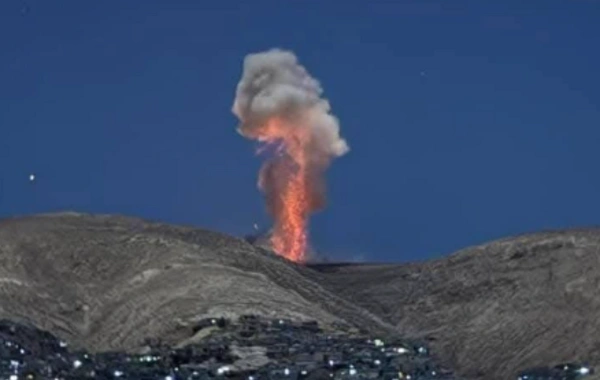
[0,212,599,380]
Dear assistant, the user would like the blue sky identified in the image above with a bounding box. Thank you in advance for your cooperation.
[1,0,599,262]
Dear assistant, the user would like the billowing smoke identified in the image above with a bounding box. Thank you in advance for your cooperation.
[232,48,349,263]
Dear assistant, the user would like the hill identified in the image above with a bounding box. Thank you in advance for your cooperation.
[311,229,600,379]
[1,212,599,379]
[0,212,393,353]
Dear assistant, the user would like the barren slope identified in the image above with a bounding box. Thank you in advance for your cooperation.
[0,212,393,353]
[4,212,597,379]
[312,230,600,380]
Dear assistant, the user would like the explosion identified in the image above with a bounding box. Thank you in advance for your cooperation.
[232,49,349,263]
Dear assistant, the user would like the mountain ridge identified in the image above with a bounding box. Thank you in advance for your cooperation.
[1,212,599,379]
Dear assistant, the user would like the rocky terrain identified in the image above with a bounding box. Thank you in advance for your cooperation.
[0,315,455,379]
[0,212,599,379]
[0,212,393,353]
[309,230,600,379]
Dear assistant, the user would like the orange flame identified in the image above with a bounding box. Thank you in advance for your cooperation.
[250,117,313,263]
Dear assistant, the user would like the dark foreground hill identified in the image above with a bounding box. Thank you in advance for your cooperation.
[0,213,599,379]
[0,315,454,380]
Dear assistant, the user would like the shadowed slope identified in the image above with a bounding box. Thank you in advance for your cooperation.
[0,212,393,353]
[312,229,600,380]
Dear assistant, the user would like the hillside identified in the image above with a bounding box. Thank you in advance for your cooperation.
[311,230,600,379]
[1,212,599,379]
[0,212,393,353]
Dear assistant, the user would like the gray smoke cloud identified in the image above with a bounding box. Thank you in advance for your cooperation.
[231,48,349,260]
[232,48,349,158]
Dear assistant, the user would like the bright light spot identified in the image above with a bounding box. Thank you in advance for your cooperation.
[29,174,35,182]
[579,367,590,375]
[73,359,82,368]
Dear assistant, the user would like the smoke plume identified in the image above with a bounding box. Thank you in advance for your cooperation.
[232,49,349,263]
